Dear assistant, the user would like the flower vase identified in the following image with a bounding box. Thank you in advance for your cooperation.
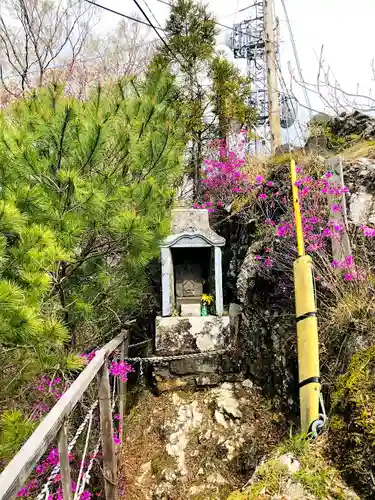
[201,303,208,316]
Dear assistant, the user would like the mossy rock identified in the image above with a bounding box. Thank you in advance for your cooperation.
[227,434,358,500]
[329,345,375,498]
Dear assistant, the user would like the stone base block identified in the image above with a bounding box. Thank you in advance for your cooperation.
[153,361,245,394]
[180,303,201,316]
[155,315,230,356]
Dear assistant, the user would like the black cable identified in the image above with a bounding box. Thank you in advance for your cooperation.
[83,0,166,31]
[141,0,163,28]
[84,0,201,94]
[131,0,207,97]
[132,0,181,60]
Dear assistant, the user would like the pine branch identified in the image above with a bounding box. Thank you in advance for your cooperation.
[55,106,73,176]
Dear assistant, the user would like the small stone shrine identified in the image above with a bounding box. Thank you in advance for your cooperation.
[154,204,237,392]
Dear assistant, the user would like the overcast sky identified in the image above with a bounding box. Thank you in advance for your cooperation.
[97,0,375,142]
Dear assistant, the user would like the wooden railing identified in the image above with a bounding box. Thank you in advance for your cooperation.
[0,330,129,500]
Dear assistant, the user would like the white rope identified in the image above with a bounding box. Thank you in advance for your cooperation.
[36,399,98,500]
[129,339,151,348]
[124,348,227,364]
[76,437,101,498]
[68,401,99,453]
[74,411,94,500]
[77,387,118,497]
[319,391,327,423]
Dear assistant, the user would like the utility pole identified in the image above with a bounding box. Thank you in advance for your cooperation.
[263,0,282,154]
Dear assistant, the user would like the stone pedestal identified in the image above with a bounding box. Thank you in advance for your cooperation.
[152,316,244,392]
[155,316,230,355]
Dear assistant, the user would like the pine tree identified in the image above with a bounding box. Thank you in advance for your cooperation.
[209,55,258,141]
[0,70,187,424]
[152,0,257,195]
[155,0,217,195]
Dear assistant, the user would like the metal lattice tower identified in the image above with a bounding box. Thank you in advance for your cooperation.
[229,2,272,154]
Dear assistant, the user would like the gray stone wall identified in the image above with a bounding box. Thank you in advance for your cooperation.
[153,316,244,392]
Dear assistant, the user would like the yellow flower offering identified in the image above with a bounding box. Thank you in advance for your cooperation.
[201,294,214,305]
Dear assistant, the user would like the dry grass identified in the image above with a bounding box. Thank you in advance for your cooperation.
[341,140,375,161]
[243,156,270,184]
[117,391,177,500]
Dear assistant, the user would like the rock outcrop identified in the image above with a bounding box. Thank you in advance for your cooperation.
[118,382,286,499]
[329,111,375,141]
[118,384,357,500]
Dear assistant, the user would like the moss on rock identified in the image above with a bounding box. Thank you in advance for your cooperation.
[227,434,358,500]
[329,345,375,498]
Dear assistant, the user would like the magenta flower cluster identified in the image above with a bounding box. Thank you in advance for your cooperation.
[360,225,375,237]
[192,200,224,213]
[196,148,375,282]
[80,350,97,362]
[18,356,128,498]
[113,413,123,445]
[109,360,134,383]
[36,375,69,402]
[17,442,103,499]
[201,151,246,195]
[270,168,354,259]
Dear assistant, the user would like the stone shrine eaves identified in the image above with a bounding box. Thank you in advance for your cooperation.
[161,208,225,248]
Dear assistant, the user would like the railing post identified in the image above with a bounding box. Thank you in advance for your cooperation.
[58,423,73,500]
[98,360,118,500]
[118,332,129,442]
[325,156,351,262]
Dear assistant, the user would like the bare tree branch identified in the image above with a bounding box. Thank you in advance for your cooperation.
[288,45,375,116]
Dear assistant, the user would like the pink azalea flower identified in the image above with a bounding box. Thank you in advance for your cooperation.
[322,228,333,238]
[345,255,355,267]
[258,193,268,200]
[265,218,275,226]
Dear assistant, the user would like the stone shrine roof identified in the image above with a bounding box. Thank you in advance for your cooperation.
[161,208,225,248]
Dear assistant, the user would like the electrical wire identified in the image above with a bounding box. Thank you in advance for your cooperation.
[131,0,208,97]
[141,0,163,28]
[277,66,307,146]
[83,0,166,30]
[219,3,261,19]
[233,0,241,26]
[132,0,178,56]
[279,0,312,119]
[82,0,206,98]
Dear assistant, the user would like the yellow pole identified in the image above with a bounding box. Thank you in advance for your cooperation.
[290,159,321,434]
[290,159,305,257]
